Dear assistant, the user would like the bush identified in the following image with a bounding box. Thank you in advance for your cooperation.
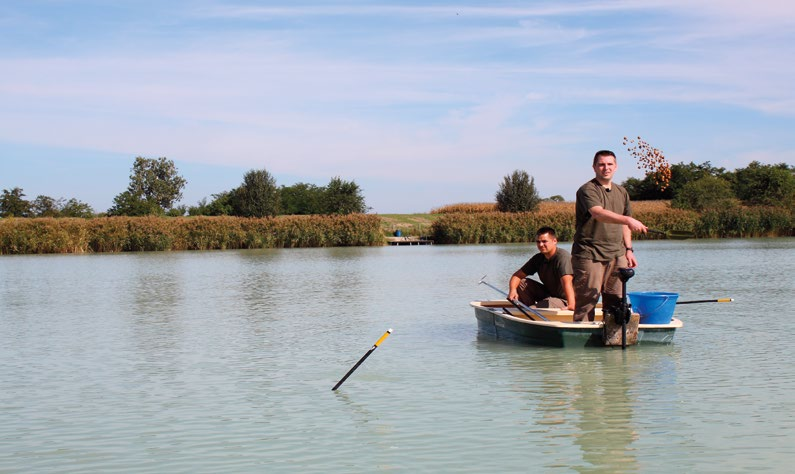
[495,170,541,212]
[671,176,738,211]
[232,169,281,217]
[322,177,367,215]
[732,161,795,207]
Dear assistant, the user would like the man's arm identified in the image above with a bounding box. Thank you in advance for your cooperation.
[589,205,647,233]
[508,270,527,301]
[561,274,575,311]
[623,225,638,268]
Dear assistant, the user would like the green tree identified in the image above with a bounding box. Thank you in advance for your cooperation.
[671,176,737,211]
[108,190,164,216]
[31,195,62,217]
[623,161,728,201]
[731,161,795,206]
[188,192,235,216]
[0,187,31,217]
[495,170,540,212]
[231,168,280,217]
[128,156,187,209]
[109,157,186,215]
[280,183,325,215]
[60,198,94,218]
[322,177,367,215]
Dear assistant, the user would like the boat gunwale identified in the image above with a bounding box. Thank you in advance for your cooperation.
[470,300,683,330]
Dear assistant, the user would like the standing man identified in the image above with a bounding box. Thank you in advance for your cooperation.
[508,227,575,310]
[572,150,647,322]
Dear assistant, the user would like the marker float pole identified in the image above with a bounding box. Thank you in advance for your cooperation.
[676,298,733,305]
[332,329,392,391]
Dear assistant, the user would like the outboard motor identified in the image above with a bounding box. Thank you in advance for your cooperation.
[604,268,635,349]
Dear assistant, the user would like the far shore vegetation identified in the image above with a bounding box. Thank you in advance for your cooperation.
[1,200,791,254]
[1,149,793,254]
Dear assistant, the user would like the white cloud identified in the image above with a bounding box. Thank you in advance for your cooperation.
[2,0,794,213]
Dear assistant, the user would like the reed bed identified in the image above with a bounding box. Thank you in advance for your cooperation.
[430,211,575,244]
[0,215,385,254]
[431,202,497,214]
[430,201,792,244]
[2,203,791,253]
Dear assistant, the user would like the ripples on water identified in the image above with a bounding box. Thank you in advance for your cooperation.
[1,239,794,472]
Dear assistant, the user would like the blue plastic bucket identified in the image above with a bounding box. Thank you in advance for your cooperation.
[628,291,679,324]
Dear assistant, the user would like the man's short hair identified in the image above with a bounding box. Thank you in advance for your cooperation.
[536,226,557,238]
[593,150,617,166]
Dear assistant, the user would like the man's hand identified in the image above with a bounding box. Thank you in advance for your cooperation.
[626,250,638,268]
[627,217,647,233]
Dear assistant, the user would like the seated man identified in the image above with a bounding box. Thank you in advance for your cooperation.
[507,227,575,310]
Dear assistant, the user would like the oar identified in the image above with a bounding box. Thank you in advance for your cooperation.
[478,276,549,321]
[332,329,392,391]
[648,229,695,240]
[677,298,733,305]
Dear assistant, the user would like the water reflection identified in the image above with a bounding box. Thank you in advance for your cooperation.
[567,351,639,472]
[129,254,185,355]
[1,240,793,472]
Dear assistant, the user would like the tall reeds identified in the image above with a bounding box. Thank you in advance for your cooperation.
[0,215,385,254]
[430,201,792,244]
[1,202,791,254]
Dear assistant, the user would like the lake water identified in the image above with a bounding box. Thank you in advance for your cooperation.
[2,238,794,472]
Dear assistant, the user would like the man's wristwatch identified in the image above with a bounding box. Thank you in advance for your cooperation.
[626,247,634,252]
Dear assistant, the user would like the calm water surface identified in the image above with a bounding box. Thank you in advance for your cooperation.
[1,239,794,472]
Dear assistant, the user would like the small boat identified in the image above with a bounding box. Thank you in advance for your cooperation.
[471,300,682,348]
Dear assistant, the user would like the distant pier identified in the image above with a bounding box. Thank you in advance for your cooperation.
[386,237,434,246]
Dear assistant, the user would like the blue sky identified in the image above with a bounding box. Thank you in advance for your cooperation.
[2,1,794,214]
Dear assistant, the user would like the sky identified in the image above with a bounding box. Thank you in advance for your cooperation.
[2,1,794,214]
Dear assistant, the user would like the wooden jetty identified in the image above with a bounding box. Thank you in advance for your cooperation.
[386,237,434,246]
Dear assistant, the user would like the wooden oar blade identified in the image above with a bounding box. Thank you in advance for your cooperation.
[648,229,695,239]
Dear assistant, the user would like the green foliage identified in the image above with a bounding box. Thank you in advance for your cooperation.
[188,192,234,216]
[128,157,187,209]
[108,190,164,216]
[697,206,793,238]
[622,176,668,200]
[1,187,31,217]
[671,176,738,211]
[322,177,367,215]
[1,188,94,218]
[732,161,795,207]
[546,195,565,202]
[280,182,325,215]
[623,161,728,200]
[231,168,281,217]
[31,195,61,217]
[495,170,541,212]
[59,198,94,218]
[166,206,187,217]
[109,157,186,215]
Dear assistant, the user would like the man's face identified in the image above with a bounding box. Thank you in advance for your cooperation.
[593,155,617,182]
[535,233,557,256]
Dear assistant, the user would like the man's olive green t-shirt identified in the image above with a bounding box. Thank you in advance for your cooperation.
[572,179,632,261]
